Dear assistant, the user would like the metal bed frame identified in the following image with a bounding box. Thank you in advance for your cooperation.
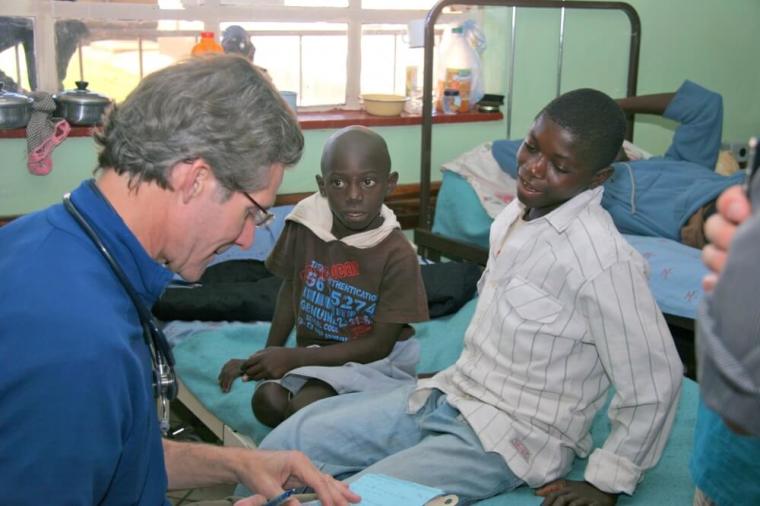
[414,0,641,265]
[409,1,698,339]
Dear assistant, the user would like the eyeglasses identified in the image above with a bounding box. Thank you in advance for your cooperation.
[241,192,275,227]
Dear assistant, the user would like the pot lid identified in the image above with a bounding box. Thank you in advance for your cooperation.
[0,82,33,107]
[54,81,111,105]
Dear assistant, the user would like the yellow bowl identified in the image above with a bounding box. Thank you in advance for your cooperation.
[361,94,408,116]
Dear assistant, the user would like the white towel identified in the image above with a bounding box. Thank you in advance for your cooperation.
[441,142,516,218]
[287,192,400,248]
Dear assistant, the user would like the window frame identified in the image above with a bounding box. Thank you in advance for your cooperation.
[0,0,467,109]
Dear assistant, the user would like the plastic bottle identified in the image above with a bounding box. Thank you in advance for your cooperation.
[435,22,485,113]
[191,32,224,56]
[442,89,461,115]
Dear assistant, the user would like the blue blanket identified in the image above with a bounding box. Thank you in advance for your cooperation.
[432,170,708,319]
[174,297,698,505]
[491,138,745,242]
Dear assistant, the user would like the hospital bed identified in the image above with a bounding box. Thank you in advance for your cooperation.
[168,203,700,505]
[169,221,700,503]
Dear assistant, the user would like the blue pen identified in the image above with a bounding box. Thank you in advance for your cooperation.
[262,488,296,506]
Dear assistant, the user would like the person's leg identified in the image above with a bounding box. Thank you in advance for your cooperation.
[254,378,353,427]
[681,199,717,249]
[258,384,423,478]
[346,396,523,503]
[288,378,337,414]
[251,382,290,428]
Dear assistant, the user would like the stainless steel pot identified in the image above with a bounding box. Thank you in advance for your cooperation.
[0,83,33,129]
[54,81,111,126]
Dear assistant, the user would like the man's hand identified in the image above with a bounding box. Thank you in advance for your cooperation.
[232,449,360,506]
[535,479,617,506]
[218,358,246,393]
[241,347,302,381]
[702,185,751,291]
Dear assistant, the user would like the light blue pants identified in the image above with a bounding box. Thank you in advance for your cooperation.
[258,385,524,504]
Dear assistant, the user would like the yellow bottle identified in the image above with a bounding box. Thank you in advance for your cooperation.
[191,32,223,56]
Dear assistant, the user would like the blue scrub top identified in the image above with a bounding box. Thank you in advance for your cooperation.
[0,180,174,505]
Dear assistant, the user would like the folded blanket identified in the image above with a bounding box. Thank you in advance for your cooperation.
[441,141,516,218]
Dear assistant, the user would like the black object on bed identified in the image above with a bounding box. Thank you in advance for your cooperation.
[153,260,282,323]
[421,261,481,317]
[153,260,482,322]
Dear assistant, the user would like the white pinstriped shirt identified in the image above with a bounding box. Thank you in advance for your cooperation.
[410,187,683,495]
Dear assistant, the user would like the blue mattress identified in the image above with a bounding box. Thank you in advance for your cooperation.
[174,296,698,505]
[432,171,707,320]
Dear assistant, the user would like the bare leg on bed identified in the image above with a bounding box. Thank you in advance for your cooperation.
[252,383,290,427]
[252,379,337,427]
[289,379,337,414]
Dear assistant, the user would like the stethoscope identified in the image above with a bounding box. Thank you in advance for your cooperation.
[62,182,177,436]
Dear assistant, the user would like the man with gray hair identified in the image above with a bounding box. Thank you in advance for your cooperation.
[0,55,359,506]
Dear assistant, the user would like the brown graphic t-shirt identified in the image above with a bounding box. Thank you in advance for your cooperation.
[266,221,429,347]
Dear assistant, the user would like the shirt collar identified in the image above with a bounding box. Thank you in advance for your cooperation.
[514,186,605,233]
[66,179,174,306]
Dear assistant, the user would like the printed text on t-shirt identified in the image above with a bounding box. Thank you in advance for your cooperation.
[298,260,378,342]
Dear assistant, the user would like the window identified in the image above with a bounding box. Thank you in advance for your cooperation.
[0,0,464,108]
[221,21,348,107]
[0,16,34,92]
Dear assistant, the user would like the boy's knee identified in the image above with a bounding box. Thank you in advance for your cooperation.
[287,379,337,415]
[252,382,290,428]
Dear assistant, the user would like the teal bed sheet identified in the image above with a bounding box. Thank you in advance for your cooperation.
[174,296,698,504]
[173,298,480,445]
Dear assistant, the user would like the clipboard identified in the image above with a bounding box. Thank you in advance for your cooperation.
[294,493,459,505]
[295,473,460,506]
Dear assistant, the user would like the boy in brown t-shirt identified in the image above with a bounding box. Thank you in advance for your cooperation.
[219,125,429,427]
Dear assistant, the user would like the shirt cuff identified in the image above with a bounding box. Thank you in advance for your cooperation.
[584,448,643,495]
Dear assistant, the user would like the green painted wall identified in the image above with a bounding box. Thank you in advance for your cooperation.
[482,0,760,153]
[2,0,758,216]
[0,120,505,216]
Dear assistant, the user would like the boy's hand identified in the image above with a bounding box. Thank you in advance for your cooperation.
[241,347,302,381]
[218,358,246,392]
[535,479,617,506]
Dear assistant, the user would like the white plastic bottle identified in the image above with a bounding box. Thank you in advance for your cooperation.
[435,22,485,112]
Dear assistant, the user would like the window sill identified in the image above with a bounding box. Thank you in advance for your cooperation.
[297,109,503,129]
[0,110,502,139]
[0,125,95,139]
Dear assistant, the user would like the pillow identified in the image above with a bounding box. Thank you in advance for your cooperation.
[432,171,493,250]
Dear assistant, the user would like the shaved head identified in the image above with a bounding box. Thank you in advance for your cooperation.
[320,125,391,176]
